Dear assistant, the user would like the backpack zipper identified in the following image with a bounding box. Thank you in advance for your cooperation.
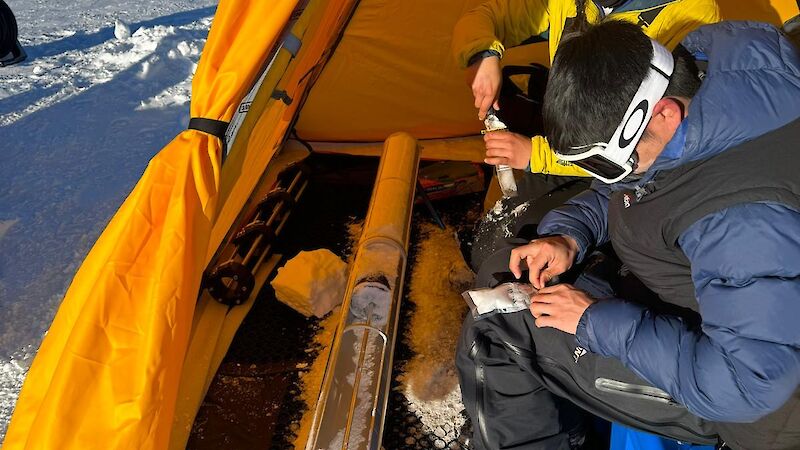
[469,337,492,450]
[595,377,679,405]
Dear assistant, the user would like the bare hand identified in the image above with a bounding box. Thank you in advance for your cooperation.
[529,284,595,334]
[466,55,501,120]
[484,132,532,169]
[509,236,579,289]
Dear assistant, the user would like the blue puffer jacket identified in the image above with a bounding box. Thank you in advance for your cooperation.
[538,21,800,423]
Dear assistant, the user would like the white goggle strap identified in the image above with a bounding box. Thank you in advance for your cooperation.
[596,40,674,166]
[556,39,674,176]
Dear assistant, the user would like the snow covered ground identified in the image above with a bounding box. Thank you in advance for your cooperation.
[0,0,218,439]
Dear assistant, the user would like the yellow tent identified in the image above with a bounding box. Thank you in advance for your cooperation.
[4,0,798,448]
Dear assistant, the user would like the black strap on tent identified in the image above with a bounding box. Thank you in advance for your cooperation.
[283,33,302,56]
[189,117,229,163]
[188,117,229,140]
[271,90,293,105]
[267,32,307,107]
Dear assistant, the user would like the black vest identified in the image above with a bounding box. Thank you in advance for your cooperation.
[608,118,800,312]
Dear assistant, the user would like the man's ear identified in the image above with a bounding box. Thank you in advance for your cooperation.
[651,97,683,129]
[652,98,674,119]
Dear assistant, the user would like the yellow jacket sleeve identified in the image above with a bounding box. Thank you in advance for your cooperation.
[644,0,722,50]
[528,135,590,176]
[452,0,551,68]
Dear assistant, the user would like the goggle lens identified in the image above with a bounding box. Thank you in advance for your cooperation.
[571,153,629,180]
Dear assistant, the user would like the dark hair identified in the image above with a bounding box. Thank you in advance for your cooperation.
[543,20,701,154]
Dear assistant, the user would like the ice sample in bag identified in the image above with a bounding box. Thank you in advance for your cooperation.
[462,282,537,320]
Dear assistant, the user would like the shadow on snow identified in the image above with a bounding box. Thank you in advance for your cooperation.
[0,28,208,360]
[23,6,217,59]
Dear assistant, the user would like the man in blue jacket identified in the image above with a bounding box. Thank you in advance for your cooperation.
[456,20,800,449]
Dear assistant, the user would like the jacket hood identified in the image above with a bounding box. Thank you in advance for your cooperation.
[644,21,800,176]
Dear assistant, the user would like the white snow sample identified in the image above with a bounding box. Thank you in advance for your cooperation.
[271,249,348,318]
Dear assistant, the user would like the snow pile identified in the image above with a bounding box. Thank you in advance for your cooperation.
[470,198,532,269]
[346,220,364,252]
[399,224,472,443]
[404,387,467,449]
[271,249,348,318]
[0,345,35,440]
[114,19,132,40]
[1,16,212,126]
[487,199,531,238]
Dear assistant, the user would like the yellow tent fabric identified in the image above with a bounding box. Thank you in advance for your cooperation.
[211,0,360,249]
[296,0,489,141]
[719,0,798,23]
[3,1,300,448]
[295,0,797,142]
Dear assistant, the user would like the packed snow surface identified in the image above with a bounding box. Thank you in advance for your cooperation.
[0,0,218,440]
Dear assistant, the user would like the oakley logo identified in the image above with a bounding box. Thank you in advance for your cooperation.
[619,99,649,148]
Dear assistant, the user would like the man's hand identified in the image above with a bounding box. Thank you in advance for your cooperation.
[484,131,532,169]
[509,236,579,289]
[529,284,595,334]
[466,55,502,120]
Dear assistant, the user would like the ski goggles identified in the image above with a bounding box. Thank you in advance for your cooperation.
[555,39,674,184]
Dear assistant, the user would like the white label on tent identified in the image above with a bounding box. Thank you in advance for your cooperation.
[224,1,310,156]
[225,48,282,153]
